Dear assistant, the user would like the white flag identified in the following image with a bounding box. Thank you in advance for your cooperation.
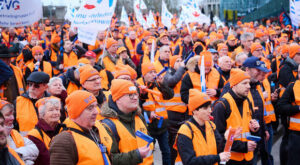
[78,28,98,46]
[0,0,42,27]
[134,0,147,28]
[72,0,117,31]
[200,55,206,93]
[147,10,156,28]
[120,6,129,27]
[161,0,173,29]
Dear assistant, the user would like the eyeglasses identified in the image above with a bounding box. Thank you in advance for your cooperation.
[28,82,41,88]
[128,93,138,99]
[86,77,101,82]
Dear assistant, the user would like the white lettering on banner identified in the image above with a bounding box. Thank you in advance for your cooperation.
[0,0,42,27]
[78,28,98,46]
[72,0,117,31]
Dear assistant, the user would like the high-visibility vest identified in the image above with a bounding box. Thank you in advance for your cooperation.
[125,37,140,59]
[16,96,38,134]
[173,121,217,165]
[28,127,51,150]
[88,40,104,61]
[0,64,25,101]
[63,51,78,71]
[165,73,187,113]
[99,70,109,91]
[136,78,167,119]
[8,146,25,165]
[63,118,112,164]
[10,129,25,148]
[27,61,53,78]
[262,79,276,123]
[104,115,154,165]
[102,56,123,75]
[289,80,300,131]
[66,81,82,95]
[188,68,220,100]
[223,92,253,161]
[170,38,182,53]
[142,49,160,64]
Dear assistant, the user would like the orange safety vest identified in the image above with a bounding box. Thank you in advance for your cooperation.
[165,73,187,113]
[142,49,160,64]
[16,96,39,134]
[136,78,167,119]
[188,68,220,100]
[0,64,25,101]
[27,127,51,150]
[104,115,154,165]
[170,38,182,53]
[63,51,78,71]
[289,80,300,131]
[99,70,109,91]
[88,40,104,61]
[63,118,112,165]
[102,56,123,75]
[174,121,217,165]
[10,129,25,148]
[125,37,141,59]
[262,79,276,123]
[193,41,207,55]
[27,61,53,78]
[223,92,253,161]
[7,146,25,165]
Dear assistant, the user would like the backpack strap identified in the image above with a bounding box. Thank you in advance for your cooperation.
[101,118,120,144]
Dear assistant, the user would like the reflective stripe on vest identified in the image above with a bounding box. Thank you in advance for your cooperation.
[289,80,300,131]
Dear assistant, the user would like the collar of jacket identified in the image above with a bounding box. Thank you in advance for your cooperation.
[100,95,142,122]
[285,57,299,71]
[21,91,51,100]
[229,89,247,105]
[66,67,81,86]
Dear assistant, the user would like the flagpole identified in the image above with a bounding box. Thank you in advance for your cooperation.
[97,27,110,65]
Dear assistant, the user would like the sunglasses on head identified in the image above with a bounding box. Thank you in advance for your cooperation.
[28,82,42,88]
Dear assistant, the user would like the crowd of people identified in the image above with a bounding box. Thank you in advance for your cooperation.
[0,16,299,165]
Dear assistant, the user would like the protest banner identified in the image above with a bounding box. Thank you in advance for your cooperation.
[0,0,42,27]
[78,28,98,46]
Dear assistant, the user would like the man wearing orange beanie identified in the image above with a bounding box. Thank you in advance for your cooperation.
[278,44,300,89]
[174,89,231,165]
[79,64,109,118]
[137,62,174,165]
[24,46,53,80]
[213,69,260,165]
[50,90,112,164]
[181,51,223,104]
[100,79,154,165]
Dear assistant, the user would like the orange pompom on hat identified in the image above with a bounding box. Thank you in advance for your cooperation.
[66,90,97,119]
[250,43,263,53]
[79,64,99,84]
[217,43,228,52]
[142,62,156,76]
[198,51,213,67]
[32,46,44,56]
[106,38,118,49]
[0,100,10,110]
[229,69,251,87]
[111,79,137,101]
[51,35,60,44]
[188,89,212,115]
[169,55,180,68]
[289,44,300,59]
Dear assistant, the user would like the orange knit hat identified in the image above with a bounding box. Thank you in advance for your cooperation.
[66,90,97,119]
[198,51,213,67]
[227,35,236,41]
[114,65,131,78]
[229,69,251,87]
[111,79,137,101]
[289,44,300,59]
[116,46,127,55]
[125,65,137,80]
[79,65,99,84]
[217,43,228,52]
[169,55,180,68]
[106,38,118,49]
[142,62,155,76]
[250,43,263,53]
[51,35,60,44]
[0,100,10,110]
[281,44,289,54]
[32,46,44,56]
[188,89,211,115]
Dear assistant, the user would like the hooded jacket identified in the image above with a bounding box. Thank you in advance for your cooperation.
[278,57,299,88]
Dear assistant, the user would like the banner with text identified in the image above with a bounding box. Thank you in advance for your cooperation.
[0,0,42,27]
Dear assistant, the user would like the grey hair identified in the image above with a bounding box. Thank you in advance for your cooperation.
[48,77,66,90]
[159,45,170,53]
[0,103,14,111]
[218,56,231,65]
[240,32,254,42]
[235,52,248,61]
[39,98,61,117]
